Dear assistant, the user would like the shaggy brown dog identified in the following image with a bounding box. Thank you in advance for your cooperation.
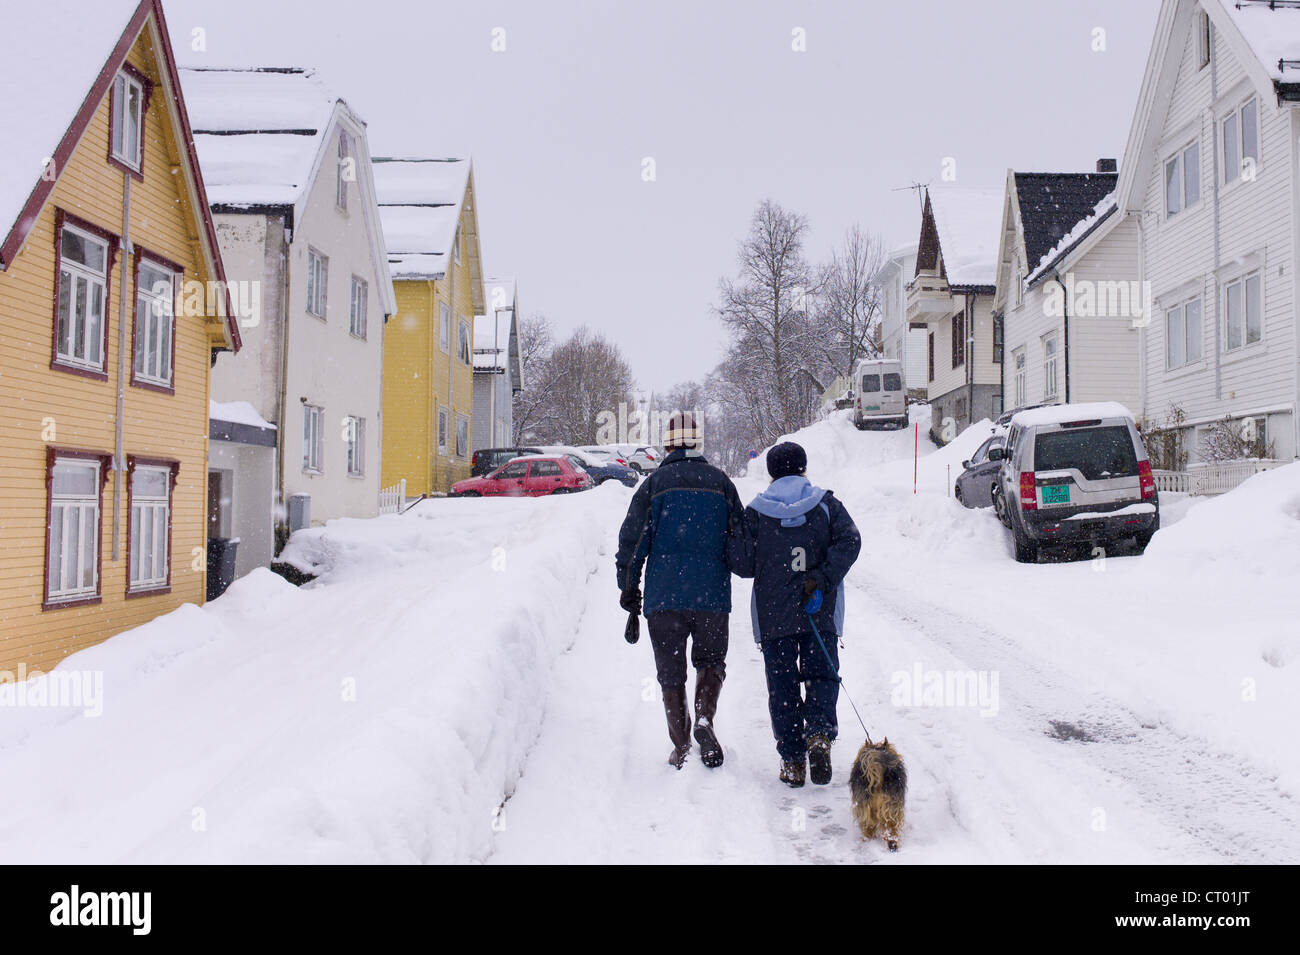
[848,738,906,851]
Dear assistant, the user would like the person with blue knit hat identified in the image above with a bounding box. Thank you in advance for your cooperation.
[730,440,862,786]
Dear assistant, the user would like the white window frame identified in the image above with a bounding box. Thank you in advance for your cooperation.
[1042,334,1059,401]
[1012,347,1027,406]
[307,248,328,318]
[453,227,462,265]
[1222,96,1260,185]
[455,413,470,459]
[1164,139,1201,218]
[336,131,350,211]
[47,458,101,602]
[457,317,472,364]
[303,404,325,473]
[1223,270,1263,352]
[56,224,109,371]
[345,416,365,476]
[134,258,176,386]
[1197,9,1211,70]
[349,275,368,339]
[438,406,450,454]
[129,463,171,592]
[1164,296,1203,369]
[111,70,144,171]
[439,303,451,353]
[1013,264,1023,308]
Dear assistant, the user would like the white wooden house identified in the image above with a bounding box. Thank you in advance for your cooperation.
[181,67,397,549]
[1104,0,1300,463]
[993,164,1143,416]
[904,186,1005,441]
[473,277,521,451]
[878,244,926,395]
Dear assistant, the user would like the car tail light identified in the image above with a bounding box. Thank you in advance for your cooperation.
[1019,471,1037,510]
[1138,461,1156,500]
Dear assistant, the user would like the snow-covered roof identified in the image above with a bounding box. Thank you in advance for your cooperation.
[473,312,511,371]
[372,158,471,280]
[928,186,1004,287]
[181,67,342,208]
[210,400,276,430]
[1026,191,1119,286]
[1218,0,1300,83]
[1011,401,1135,428]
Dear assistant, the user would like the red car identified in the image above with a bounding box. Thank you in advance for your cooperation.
[449,456,592,497]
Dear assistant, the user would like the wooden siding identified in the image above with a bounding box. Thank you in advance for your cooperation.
[0,32,222,672]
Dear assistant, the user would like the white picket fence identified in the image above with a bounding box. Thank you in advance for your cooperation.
[1152,459,1282,496]
[378,479,407,515]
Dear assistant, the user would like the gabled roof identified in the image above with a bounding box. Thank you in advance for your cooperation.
[181,67,340,210]
[1218,0,1300,90]
[475,276,520,386]
[1025,192,1120,288]
[0,0,240,349]
[1013,172,1117,273]
[372,157,473,282]
[924,186,1004,289]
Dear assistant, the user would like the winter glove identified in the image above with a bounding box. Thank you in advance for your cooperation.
[802,574,825,598]
[624,612,640,645]
[620,587,642,615]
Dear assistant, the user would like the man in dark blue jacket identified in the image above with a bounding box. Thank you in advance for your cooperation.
[615,412,745,770]
[731,441,862,787]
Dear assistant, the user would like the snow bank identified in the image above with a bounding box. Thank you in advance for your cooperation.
[0,487,632,863]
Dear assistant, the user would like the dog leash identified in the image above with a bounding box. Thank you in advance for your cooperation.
[804,590,873,744]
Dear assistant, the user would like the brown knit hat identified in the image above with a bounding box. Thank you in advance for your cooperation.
[662,411,702,450]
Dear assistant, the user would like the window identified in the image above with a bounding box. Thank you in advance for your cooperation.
[531,460,561,477]
[1013,348,1027,406]
[1013,267,1023,308]
[56,223,110,372]
[438,407,449,454]
[46,455,105,605]
[497,461,527,479]
[1034,426,1138,480]
[1197,9,1211,70]
[303,405,324,472]
[307,249,328,318]
[1224,271,1262,350]
[456,413,470,458]
[128,460,174,593]
[134,258,175,387]
[1165,140,1200,217]
[110,70,144,171]
[458,318,472,364]
[883,372,902,392]
[927,333,935,382]
[1165,298,1203,368]
[345,416,365,476]
[349,276,368,338]
[1043,335,1059,400]
[1222,98,1259,184]
[454,228,462,265]
[336,131,351,211]
[951,311,965,368]
[439,303,451,353]
[861,374,881,393]
[992,314,1004,364]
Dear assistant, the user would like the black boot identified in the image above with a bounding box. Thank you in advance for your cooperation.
[808,733,832,785]
[663,686,692,769]
[693,667,725,768]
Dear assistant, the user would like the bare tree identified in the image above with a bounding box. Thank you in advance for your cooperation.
[511,314,560,443]
[814,224,886,384]
[715,199,820,443]
[537,326,636,445]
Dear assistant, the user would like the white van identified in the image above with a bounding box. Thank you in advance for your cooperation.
[852,358,907,430]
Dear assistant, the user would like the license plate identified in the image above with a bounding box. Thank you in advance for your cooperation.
[1041,484,1070,505]
[866,405,880,411]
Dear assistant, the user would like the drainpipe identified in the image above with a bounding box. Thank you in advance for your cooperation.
[112,173,132,560]
[445,256,457,490]
[1210,34,1223,403]
[1055,275,1071,403]
[1131,210,1148,419]
[275,216,292,524]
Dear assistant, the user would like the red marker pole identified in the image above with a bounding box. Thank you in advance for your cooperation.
[913,422,918,494]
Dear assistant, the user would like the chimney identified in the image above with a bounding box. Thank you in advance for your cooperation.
[1096,158,1118,173]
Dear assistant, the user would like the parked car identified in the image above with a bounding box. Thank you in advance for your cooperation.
[471,446,543,477]
[606,444,662,473]
[538,446,638,487]
[954,434,1005,508]
[994,403,1052,428]
[990,403,1159,562]
[852,358,908,430]
[450,455,592,497]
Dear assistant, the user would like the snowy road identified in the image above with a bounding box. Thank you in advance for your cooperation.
[2,409,1295,863]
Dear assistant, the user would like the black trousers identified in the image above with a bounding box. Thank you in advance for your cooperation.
[646,610,729,689]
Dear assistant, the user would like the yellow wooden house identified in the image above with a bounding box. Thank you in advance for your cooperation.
[372,158,485,495]
[0,0,241,673]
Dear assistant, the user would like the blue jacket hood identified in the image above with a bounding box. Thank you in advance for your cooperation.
[749,475,827,521]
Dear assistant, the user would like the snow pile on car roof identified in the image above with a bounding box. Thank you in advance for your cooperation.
[1010,401,1134,427]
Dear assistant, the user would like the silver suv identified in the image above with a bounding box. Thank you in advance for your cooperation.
[989,403,1159,562]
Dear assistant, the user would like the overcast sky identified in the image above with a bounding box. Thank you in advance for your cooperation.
[164,0,1161,395]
